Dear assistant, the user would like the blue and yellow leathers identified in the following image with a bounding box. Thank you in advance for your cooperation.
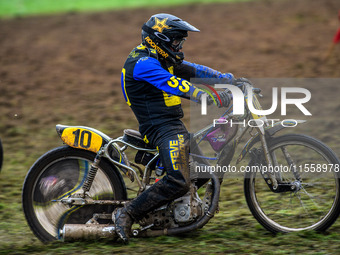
[121,44,234,220]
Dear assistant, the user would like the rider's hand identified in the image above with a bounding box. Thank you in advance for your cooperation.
[207,91,230,108]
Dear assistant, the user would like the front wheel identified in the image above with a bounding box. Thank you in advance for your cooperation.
[22,146,127,243]
[244,134,340,233]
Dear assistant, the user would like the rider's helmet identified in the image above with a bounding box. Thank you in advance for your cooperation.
[142,13,200,65]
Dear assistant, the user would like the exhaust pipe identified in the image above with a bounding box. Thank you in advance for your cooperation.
[60,224,116,241]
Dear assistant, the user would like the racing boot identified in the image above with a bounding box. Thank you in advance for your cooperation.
[113,207,133,244]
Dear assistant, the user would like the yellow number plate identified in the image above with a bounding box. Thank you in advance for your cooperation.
[61,127,103,153]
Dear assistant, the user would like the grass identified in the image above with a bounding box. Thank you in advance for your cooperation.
[0,0,253,18]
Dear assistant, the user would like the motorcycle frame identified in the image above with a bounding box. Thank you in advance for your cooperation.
[56,83,305,200]
[99,84,284,192]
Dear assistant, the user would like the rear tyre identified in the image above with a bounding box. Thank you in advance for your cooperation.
[22,146,127,243]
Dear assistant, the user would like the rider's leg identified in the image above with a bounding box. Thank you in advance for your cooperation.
[114,126,190,242]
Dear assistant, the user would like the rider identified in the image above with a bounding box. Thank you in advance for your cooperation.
[115,13,241,243]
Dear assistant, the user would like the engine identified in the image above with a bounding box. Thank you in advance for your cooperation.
[172,190,203,224]
[138,187,203,229]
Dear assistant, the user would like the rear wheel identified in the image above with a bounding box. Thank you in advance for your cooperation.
[244,134,340,233]
[22,146,127,243]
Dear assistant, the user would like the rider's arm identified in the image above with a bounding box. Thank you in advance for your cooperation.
[133,57,203,102]
[174,60,235,84]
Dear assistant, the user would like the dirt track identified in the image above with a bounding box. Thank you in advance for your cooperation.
[0,0,339,141]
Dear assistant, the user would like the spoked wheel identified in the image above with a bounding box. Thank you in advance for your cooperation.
[22,146,127,243]
[244,134,340,233]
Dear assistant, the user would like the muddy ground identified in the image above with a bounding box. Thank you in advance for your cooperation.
[1,0,340,251]
[0,0,339,154]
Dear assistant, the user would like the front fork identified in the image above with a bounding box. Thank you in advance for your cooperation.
[256,127,302,193]
[256,126,279,190]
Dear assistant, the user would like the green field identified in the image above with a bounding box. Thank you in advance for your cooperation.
[0,0,252,18]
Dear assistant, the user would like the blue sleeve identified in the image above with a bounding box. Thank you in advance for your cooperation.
[133,57,203,101]
[181,60,234,84]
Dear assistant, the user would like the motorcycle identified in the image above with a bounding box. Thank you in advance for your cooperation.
[22,83,340,243]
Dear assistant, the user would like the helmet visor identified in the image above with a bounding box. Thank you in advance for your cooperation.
[172,38,186,51]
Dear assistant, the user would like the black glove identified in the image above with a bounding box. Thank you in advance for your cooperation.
[207,91,231,108]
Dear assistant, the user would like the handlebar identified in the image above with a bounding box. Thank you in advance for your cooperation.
[225,81,262,99]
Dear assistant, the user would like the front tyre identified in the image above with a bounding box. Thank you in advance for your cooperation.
[22,146,127,243]
[244,134,340,233]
